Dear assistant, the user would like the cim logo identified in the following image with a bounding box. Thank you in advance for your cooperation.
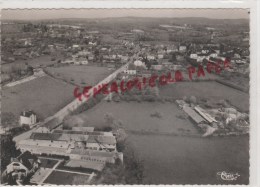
[217,171,240,181]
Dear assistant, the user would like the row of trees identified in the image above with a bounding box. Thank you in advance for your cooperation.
[1,65,34,84]
[1,135,21,173]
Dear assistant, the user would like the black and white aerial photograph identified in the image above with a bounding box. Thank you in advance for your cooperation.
[0,8,250,185]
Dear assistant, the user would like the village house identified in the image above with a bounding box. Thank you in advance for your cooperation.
[72,44,80,50]
[5,151,40,184]
[179,45,187,52]
[19,38,32,46]
[147,55,156,60]
[166,45,178,54]
[74,57,89,65]
[78,50,91,57]
[151,64,163,71]
[124,63,137,75]
[61,58,74,64]
[123,69,137,75]
[134,59,146,67]
[88,54,95,61]
[20,111,37,128]
[190,53,198,59]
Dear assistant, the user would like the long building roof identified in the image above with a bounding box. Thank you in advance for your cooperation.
[183,106,206,124]
[194,106,217,123]
[30,132,116,144]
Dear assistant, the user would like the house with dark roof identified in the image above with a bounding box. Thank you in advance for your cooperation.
[5,151,40,184]
[20,111,37,128]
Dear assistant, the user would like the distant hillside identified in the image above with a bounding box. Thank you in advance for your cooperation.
[2,16,249,26]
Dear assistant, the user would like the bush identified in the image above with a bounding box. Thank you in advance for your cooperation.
[95,126,113,132]
[142,95,156,102]
[190,96,197,104]
[150,111,163,118]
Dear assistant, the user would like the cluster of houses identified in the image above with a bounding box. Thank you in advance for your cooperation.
[13,112,123,170]
[4,116,123,184]
[188,43,249,65]
[14,124,122,169]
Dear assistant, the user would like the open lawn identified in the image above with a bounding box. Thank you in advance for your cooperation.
[159,81,249,112]
[78,101,199,135]
[129,134,249,184]
[44,170,90,185]
[45,65,112,86]
[1,76,75,122]
[39,158,59,169]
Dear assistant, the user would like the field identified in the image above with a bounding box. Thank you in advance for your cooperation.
[78,101,199,135]
[1,76,75,122]
[45,65,112,87]
[159,81,249,112]
[39,158,59,169]
[44,170,90,185]
[2,55,55,71]
[128,134,249,184]
[75,79,250,184]
[75,99,249,184]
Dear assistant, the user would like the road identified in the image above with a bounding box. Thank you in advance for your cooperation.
[13,51,139,142]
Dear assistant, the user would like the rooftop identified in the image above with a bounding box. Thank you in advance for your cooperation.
[183,106,206,124]
[44,118,61,130]
[30,132,116,144]
[20,111,36,117]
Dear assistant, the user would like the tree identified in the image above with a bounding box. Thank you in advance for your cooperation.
[190,96,197,104]
[1,135,21,173]
[63,115,85,130]
[116,128,127,143]
[183,96,188,102]
[99,160,125,184]
[1,112,16,130]
[98,143,144,184]
[171,53,177,61]
[123,143,144,184]
[104,113,115,128]
[27,65,34,76]
[72,175,91,185]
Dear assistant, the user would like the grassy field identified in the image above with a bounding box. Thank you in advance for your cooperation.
[44,170,89,185]
[45,65,112,86]
[159,81,249,112]
[76,99,249,184]
[2,55,55,72]
[78,101,199,135]
[39,158,59,169]
[128,134,249,184]
[1,76,75,122]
